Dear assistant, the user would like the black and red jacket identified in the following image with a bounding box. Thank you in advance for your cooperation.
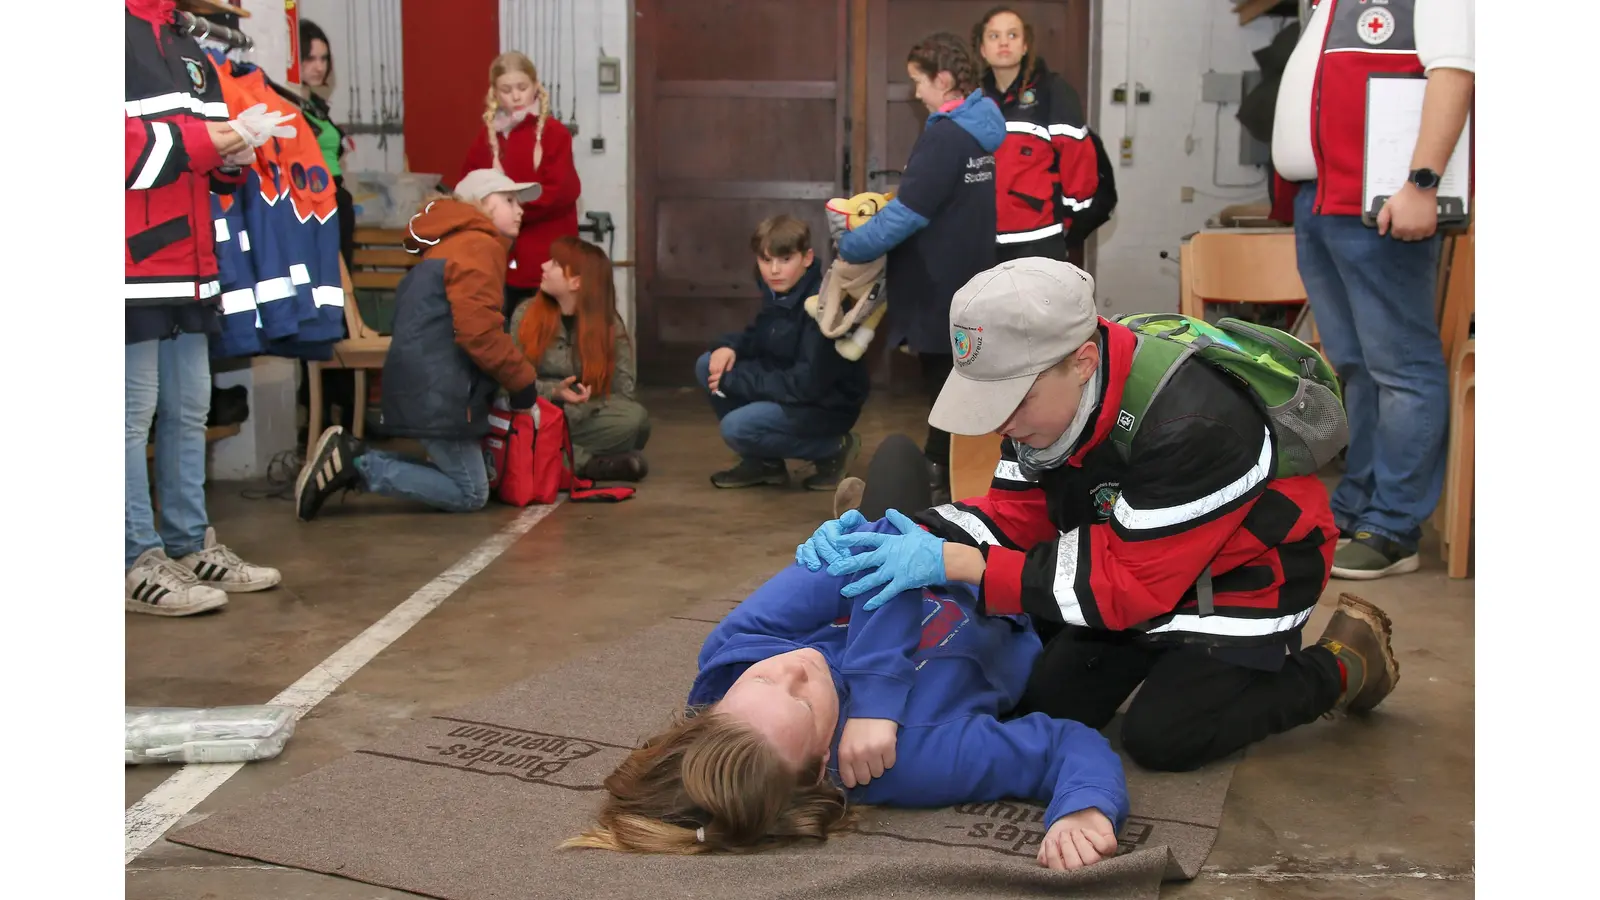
[982,58,1100,247]
[1269,0,1427,222]
[125,1,243,308]
[917,319,1337,668]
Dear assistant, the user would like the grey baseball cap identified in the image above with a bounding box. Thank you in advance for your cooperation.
[928,258,1100,436]
[453,168,542,204]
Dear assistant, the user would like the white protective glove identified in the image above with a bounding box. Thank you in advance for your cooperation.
[228,103,298,148]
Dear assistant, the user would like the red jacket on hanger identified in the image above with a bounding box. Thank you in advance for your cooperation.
[458,114,582,290]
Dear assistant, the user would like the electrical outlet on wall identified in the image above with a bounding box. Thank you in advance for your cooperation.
[1181,186,1195,203]
[591,136,606,153]
[1120,136,1134,166]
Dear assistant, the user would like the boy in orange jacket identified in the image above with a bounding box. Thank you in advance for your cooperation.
[295,170,544,520]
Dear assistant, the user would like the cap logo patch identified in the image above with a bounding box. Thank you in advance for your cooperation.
[952,324,983,365]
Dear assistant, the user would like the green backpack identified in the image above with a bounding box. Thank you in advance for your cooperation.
[1108,313,1347,479]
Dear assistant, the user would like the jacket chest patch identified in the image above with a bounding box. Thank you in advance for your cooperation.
[1356,7,1396,44]
[1091,482,1121,522]
[182,57,207,93]
[1017,89,1037,108]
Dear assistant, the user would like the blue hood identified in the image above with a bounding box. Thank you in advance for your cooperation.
[931,89,1006,153]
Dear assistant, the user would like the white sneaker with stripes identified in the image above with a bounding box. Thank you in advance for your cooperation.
[177,528,282,593]
[126,548,228,617]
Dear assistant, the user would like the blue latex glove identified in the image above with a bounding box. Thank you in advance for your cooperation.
[826,509,947,610]
[796,509,867,571]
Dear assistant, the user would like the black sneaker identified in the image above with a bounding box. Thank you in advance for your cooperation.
[583,451,649,482]
[802,433,862,492]
[1331,531,1420,581]
[296,426,364,521]
[711,458,788,489]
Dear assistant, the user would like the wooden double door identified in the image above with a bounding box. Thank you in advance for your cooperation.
[634,0,1090,384]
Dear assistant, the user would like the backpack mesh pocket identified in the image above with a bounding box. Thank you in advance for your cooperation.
[1267,378,1349,476]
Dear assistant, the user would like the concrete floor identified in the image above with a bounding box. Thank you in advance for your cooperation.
[126,388,1474,898]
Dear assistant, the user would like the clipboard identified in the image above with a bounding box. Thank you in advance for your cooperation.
[1361,73,1472,227]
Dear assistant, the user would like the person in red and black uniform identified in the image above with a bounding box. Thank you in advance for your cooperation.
[798,259,1400,772]
[125,0,282,617]
[973,7,1104,262]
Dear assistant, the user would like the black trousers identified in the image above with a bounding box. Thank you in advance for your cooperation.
[856,432,1344,773]
[917,353,953,465]
[333,175,355,269]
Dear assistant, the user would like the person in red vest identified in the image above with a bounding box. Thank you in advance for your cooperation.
[459,52,582,314]
[1269,0,1473,580]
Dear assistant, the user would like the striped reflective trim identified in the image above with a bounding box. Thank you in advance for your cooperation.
[1062,196,1093,212]
[1145,607,1314,638]
[1048,123,1088,140]
[1324,48,1418,56]
[289,263,312,285]
[214,218,230,242]
[1050,527,1088,626]
[996,222,1064,244]
[237,230,251,253]
[994,459,1035,483]
[1113,426,1273,531]
[256,276,295,302]
[930,503,1000,546]
[125,92,229,120]
[127,279,206,301]
[199,280,221,299]
[312,285,346,308]
[487,414,512,432]
[1005,121,1051,141]
[220,288,257,315]
[130,123,174,190]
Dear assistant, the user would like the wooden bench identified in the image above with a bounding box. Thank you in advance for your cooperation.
[1179,228,1322,352]
[304,255,400,462]
[349,228,418,293]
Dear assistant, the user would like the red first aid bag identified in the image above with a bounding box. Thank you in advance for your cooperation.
[484,397,635,505]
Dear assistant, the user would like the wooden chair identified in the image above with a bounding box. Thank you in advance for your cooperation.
[949,432,1005,504]
[304,256,393,462]
[1179,229,1321,352]
[1433,220,1475,578]
[1440,338,1474,578]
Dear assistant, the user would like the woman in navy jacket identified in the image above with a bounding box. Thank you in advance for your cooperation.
[565,437,1129,872]
[836,32,1004,504]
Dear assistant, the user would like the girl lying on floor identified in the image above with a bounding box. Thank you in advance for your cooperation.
[564,438,1130,872]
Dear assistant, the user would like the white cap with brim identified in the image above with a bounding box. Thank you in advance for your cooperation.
[928,258,1101,436]
[453,168,543,204]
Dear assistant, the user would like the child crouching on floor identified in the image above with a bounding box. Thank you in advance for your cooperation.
[295,169,545,521]
[698,215,870,491]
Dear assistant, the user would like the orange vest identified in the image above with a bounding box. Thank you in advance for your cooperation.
[212,60,337,223]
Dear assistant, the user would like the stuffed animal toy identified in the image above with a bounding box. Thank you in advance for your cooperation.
[805,191,894,361]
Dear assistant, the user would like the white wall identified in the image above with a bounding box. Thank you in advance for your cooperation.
[296,0,409,174]
[1090,0,1286,314]
[500,0,635,335]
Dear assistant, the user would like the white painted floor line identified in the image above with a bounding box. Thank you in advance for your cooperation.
[125,503,559,865]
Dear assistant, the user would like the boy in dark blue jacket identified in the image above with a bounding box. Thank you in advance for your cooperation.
[697,215,870,491]
[836,32,1005,504]
[572,512,1129,870]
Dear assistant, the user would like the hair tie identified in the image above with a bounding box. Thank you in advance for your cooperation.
[694,826,706,843]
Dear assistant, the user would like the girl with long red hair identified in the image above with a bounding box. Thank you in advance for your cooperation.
[511,237,650,481]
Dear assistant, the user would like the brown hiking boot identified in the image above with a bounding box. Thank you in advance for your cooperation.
[583,452,648,482]
[1316,593,1400,714]
[832,476,865,518]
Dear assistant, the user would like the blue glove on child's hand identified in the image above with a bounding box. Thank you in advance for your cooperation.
[796,509,867,571]
[826,509,947,611]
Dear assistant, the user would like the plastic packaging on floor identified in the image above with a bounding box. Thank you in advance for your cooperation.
[125,706,297,765]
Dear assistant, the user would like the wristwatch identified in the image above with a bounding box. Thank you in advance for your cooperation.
[1408,168,1442,191]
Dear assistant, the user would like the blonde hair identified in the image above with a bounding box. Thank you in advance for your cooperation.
[561,710,853,855]
[482,51,551,172]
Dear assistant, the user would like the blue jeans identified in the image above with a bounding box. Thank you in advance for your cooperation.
[1293,184,1448,547]
[695,352,844,462]
[126,333,213,569]
[356,439,489,513]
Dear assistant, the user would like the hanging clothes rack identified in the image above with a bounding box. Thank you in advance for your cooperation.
[173,10,254,52]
